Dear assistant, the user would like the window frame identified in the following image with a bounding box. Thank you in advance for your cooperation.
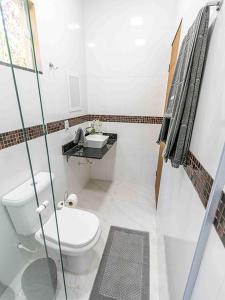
[0,0,42,74]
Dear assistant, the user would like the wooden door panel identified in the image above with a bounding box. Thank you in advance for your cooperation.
[155,21,182,207]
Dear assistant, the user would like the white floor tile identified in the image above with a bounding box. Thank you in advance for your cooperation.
[57,180,159,300]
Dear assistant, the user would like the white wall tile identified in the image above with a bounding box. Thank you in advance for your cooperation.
[90,122,161,188]
[84,0,178,116]
[191,229,225,300]
[0,0,88,133]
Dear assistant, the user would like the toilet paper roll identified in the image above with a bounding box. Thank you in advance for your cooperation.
[65,194,78,209]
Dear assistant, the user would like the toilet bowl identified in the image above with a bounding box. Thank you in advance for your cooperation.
[35,207,101,273]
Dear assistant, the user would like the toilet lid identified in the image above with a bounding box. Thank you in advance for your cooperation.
[42,208,100,248]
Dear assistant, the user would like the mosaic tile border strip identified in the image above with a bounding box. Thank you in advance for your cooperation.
[88,115,163,124]
[185,151,225,246]
[0,115,89,150]
[0,125,44,150]
[0,114,162,150]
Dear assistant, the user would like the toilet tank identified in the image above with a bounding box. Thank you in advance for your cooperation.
[2,172,55,236]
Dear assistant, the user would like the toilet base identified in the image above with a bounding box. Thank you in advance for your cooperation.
[62,250,93,274]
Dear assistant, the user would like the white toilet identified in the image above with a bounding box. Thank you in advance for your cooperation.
[36,207,101,273]
[2,172,101,274]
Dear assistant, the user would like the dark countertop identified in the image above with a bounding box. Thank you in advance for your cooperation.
[62,133,117,160]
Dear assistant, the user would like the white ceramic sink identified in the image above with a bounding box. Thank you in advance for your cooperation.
[84,134,109,148]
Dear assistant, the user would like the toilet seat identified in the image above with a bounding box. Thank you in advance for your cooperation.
[35,207,101,256]
[42,207,100,248]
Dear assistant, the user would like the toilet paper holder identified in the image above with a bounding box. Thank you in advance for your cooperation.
[62,192,78,209]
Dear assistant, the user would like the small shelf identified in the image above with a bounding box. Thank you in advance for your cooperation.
[62,133,117,161]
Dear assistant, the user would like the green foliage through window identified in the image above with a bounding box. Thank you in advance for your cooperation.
[0,0,33,68]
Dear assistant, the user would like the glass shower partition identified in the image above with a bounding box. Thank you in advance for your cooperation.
[0,0,67,299]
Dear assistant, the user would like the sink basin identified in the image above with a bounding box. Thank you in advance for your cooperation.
[84,134,109,148]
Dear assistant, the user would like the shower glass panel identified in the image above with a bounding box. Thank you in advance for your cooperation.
[157,149,225,300]
[0,1,67,299]
[157,164,207,300]
[183,143,225,299]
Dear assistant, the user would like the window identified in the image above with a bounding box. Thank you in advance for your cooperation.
[0,0,41,70]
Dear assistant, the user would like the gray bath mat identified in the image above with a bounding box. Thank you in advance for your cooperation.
[90,226,149,300]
